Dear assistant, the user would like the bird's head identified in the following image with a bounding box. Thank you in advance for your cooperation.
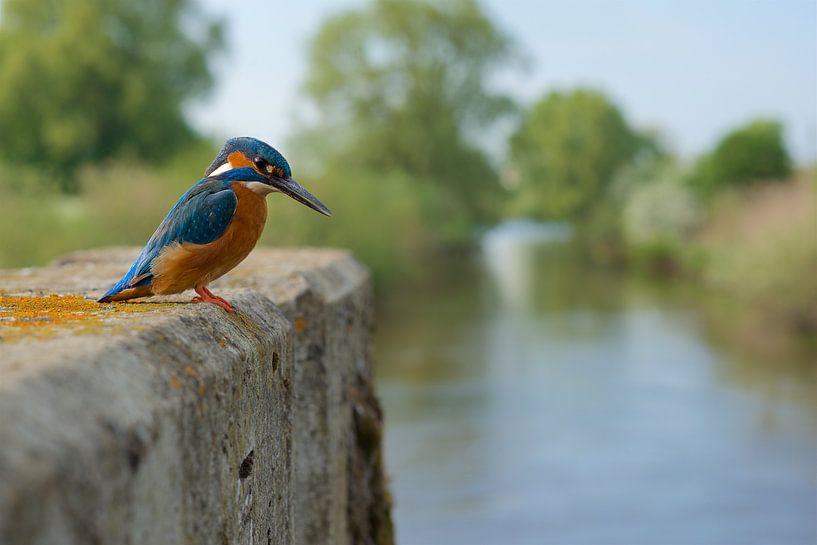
[205,136,331,217]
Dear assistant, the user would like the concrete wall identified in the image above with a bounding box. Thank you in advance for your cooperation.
[0,248,393,545]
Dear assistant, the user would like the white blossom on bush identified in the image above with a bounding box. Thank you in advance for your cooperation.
[623,178,699,245]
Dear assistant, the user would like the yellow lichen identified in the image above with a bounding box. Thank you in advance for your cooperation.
[181,365,207,396]
[0,294,177,341]
[168,374,183,390]
[294,318,306,333]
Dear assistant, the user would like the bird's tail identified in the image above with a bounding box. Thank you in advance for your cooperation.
[98,247,155,303]
[98,281,124,303]
[98,284,152,303]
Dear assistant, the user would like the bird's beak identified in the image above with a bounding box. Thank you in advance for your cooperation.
[270,176,332,217]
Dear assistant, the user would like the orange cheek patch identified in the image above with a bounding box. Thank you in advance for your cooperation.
[227,151,254,169]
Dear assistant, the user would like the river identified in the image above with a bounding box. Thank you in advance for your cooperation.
[375,221,816,545]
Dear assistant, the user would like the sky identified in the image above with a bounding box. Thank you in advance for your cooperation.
[191,0,817,162]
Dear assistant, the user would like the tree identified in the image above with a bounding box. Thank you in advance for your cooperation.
[299,0,519,236]
[0,0,223,185]
[507,89,651,219]
[690,119,791,195]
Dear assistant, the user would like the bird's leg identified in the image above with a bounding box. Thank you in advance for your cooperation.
[193,285,234,313]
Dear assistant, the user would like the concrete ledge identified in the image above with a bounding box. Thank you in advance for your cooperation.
[0,248,393,545]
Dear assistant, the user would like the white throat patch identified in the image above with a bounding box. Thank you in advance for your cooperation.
[242,182,279,195]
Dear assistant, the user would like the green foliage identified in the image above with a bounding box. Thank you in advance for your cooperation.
[0,141,219,268]
[690,119,791,195]
[507,88,652,219]
[299,0,519,239]
[0,0,223,185]
[571,147,676,266]
[261,167,433,286]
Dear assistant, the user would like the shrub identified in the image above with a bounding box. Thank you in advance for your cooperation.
[690,119,791,195]
[622,171,700,272]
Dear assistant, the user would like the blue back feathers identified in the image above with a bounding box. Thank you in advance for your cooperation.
[204,136,292,178]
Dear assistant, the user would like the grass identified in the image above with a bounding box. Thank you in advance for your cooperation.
[0,151,438,288]
[694,172,816,333]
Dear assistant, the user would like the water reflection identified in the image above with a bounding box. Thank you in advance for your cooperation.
[482,220,572,310]
[376,222,817,545]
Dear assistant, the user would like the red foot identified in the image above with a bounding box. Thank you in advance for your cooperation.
[193,286,234,313]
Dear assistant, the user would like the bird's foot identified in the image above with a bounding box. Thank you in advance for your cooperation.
[193,286,234,313]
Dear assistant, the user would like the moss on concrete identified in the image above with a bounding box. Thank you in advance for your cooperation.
[0,294,176,340]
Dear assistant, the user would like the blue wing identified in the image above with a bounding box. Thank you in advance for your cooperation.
[99,177,237,301]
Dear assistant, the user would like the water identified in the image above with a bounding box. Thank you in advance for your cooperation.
[375,222,816,545]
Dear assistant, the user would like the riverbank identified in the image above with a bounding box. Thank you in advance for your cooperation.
[569,169,815,344]
[694,176,816,333]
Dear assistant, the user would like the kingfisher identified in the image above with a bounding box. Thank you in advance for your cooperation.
[98,137,331,312]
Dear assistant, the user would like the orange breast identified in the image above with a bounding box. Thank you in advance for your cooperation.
[150,183,267,294]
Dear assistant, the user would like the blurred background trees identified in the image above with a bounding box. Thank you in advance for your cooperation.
[0,0,223,188]
[506,89,655,220]
[294,0,519,243]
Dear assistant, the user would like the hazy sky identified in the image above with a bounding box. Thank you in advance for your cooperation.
[191,0,817,162]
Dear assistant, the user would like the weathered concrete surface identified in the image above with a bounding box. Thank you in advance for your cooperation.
[0,248,393,545]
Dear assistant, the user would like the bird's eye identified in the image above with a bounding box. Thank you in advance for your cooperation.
[253,156,269,172]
